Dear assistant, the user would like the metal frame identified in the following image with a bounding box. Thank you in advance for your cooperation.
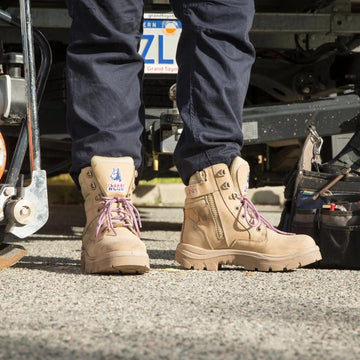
[0,1,49,239]
[1,8,360,34]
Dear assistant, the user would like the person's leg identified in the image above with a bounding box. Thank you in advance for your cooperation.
[65,0,149,274]
[65,0,145,186]
[170,0,255,184]
[171,0,321,271]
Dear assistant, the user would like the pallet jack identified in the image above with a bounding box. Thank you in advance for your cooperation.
[0,1,51,269]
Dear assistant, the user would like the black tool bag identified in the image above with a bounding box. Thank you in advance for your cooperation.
[279,127,360,269]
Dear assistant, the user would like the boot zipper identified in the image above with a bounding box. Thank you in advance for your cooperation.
[207,193,224,240]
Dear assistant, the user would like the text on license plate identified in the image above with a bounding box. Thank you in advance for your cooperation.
[139,15,182,74]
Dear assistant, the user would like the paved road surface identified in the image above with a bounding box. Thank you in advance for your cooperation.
[0,205,359,360]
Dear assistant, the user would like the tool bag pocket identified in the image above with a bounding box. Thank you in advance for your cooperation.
[317,209,360,269]
[287,203,360,269]
[291,208,318,239]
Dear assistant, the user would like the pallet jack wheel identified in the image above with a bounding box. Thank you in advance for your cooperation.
[0,243,27,270]
[0,132,6,180]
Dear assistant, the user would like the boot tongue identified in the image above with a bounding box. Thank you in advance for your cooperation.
[91,156,135,197]
[229,157,250,196]
[189,170,206,185]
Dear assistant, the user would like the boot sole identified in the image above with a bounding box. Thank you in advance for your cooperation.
[81,250,150,274]
[0,243,27,271]
[175,243,322,271]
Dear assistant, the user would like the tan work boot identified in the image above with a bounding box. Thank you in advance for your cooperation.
[175,157,321,271]
[79,156,150,274]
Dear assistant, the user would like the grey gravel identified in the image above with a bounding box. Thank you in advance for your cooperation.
[0,205,359,360]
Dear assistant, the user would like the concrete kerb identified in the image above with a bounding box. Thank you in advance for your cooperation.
[47,183,285,207]
[248,186,285,206]
[133,184,285,206]
[133,184,186,206]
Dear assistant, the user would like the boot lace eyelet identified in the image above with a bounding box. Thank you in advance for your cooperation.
[256,227,262,232]
[217,169,226,177]
[221,182,230,190]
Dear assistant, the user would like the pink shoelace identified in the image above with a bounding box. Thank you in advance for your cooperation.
[96,196,142,237]
[237,195,293,235]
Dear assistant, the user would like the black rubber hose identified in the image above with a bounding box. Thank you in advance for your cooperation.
[0,8,52,106]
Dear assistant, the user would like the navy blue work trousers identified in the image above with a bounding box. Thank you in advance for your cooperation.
[65,0,255,185]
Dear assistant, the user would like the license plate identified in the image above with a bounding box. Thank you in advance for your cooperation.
[140,13,182,74]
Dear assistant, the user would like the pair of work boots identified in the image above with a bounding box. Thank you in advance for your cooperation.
[79,156,321,274]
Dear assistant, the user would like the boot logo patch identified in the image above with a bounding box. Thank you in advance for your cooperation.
[243,173,249,195]
[107,168,125,192]
[186,187,198,195]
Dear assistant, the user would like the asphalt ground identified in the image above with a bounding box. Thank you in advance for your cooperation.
[0,205,359,360]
